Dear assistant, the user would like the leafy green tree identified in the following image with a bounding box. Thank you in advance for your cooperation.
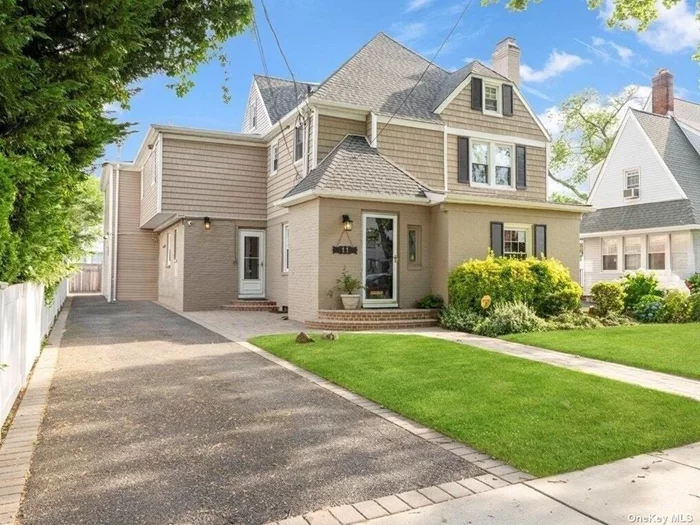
[0,0,253,290]
[547,86,642,203]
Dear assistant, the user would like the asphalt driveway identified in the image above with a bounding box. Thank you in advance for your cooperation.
[19,297,479,525]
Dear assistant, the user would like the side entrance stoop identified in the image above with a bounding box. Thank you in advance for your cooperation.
[221,300,279,313]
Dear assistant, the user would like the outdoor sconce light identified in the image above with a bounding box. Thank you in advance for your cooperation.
[204,217,211,230]
[342,215,353,232]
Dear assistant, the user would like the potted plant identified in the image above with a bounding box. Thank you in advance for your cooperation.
[330,267,363,310]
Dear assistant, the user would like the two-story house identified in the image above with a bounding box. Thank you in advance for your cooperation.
[102,33,588,326]
[581,69,700,293]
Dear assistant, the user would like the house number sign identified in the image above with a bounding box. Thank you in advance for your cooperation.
[332,245,358,255]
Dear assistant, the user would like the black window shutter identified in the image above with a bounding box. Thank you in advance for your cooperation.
[534,225,547,258]
[471,78,483,111]
[457,137,470,184]
[490,222,504,257]
[503,85,514,116]
[516,145,527,189]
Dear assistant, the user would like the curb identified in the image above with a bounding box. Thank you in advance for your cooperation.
[0,297,70,525]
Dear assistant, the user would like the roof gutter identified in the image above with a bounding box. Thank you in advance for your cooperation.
[274,189,432,208]
[580,224,700,239]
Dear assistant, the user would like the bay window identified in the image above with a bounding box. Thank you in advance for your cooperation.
[624,236,641,271]
[602,238,619,271]
[647,235,667,270]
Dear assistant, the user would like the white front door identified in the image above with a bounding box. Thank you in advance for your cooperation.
[238,230,265,298]
[362,213,398,308]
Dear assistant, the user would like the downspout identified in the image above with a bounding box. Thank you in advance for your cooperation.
[112,163,120,302]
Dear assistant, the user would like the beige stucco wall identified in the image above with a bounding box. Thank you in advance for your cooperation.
[266,213,289,308]
[158,222,184,311]
[287,199,320,322]
[316,198,433,313]
[116,169,159,301]
[441,84,547,142]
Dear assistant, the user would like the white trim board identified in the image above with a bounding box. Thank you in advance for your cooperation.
[580,224,700,239]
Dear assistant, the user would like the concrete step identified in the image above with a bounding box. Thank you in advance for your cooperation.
[306,318,438,331]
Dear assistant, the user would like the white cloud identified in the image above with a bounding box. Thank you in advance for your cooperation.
[520,50,589,83]
[521,85,553,102]
[406,0,432,12]
[390,22,427,43]
[639,0,700,53]
[610,42,634,62]
[591,36,607,47]
[590,36,635,63]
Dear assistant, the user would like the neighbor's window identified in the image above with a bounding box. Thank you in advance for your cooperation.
[504,227,529,259]
[602,238,619,271]
[471,140,489,185]
[408,226,421,266]
[271,143,279,174]
[282,223,290,272]
[495,144,513,187]
[647,235,667,270]
[251,99,257,129]
[624,236,641,271]
[624,168,640,199]
[484,84,499,113]
[294,125,304,162]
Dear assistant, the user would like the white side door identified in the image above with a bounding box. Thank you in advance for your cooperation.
[238,230,265,298]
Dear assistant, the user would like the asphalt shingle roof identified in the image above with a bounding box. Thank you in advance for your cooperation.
[254,75,317,124]
[581,199,697,233]
[257,33,511,126]
[283,135,430,199]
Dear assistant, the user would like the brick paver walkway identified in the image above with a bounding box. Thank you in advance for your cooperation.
[392,328,700,402]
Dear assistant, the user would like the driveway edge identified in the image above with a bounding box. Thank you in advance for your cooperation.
[0,297,70,525]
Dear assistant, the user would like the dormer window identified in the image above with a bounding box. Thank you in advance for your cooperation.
[294,125,304,163]
[251,100,257,129]
[484,84,500,114]
[624,168,640,200]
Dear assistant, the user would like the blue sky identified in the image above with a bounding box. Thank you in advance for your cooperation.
[103,0,700,164]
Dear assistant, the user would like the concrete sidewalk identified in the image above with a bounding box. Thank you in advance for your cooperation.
[365,442,700,525]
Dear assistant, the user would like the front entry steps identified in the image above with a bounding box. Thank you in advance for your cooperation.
[306,308,439,331]
[221,299,279,313]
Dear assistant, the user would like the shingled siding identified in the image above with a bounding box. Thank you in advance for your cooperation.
[268,124,304,219]
[447,135,547,201]
[316,115,367,164]
[116,169,159,301]
[376,124,444,191]
[140,147,158,227]
[241,82,272,135]
[441,85,547,142]
[161,137,267,220]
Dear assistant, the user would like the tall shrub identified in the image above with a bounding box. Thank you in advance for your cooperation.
[590,281,626,316]
[448,255,581,318]
[622,272,662,311]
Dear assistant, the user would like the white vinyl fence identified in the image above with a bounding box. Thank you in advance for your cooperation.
[0,280,67,426]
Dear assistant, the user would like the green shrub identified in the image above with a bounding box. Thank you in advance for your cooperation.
[591,282,626,316]
[546,312,604,330]
[416,294,444,310]
[660,290,691,323]
[598,313,637,327]
[438,305,483,332]
[633,294,665,323]
[622,272,662,311]
[473,301,548,337]
[448,255,582,318]
[686,272,700,294]
[689,293,700,322]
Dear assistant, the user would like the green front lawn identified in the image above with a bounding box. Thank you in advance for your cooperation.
[250,333,700,477]
[504,324,700,380]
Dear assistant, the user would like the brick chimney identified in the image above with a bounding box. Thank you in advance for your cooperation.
[652,69,674,116]
[492,37,521,86]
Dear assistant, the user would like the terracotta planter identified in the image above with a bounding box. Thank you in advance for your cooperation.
[340,294,361,310]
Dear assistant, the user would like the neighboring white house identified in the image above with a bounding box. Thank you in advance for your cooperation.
[581,69,700,294]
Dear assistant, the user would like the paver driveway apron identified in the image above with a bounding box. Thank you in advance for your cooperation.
[18,297,480,525]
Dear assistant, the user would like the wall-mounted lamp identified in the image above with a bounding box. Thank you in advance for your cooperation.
[204,216,211,230]
[342,215,353,232]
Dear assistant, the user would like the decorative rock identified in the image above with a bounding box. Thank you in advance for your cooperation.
[321,331,338,341]
[296,332,314,344]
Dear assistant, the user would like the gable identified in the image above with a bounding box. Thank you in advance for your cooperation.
[440,79,548,142]
[241,80,272,134]
[589,113,685,209]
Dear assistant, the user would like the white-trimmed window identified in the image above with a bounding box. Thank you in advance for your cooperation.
[251,99,257,129]
[504,225,530,259]
[495,144,513,187]
[624,236,641,271]
[647,235,667,270]
[471,140,489,185]
[624,168,640,199]
[271,142,279,174]
[166,232,172,268]
[282,223,290,273]
[602,238,619,271]
[484,83,500,114]
[294,125,304,162]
